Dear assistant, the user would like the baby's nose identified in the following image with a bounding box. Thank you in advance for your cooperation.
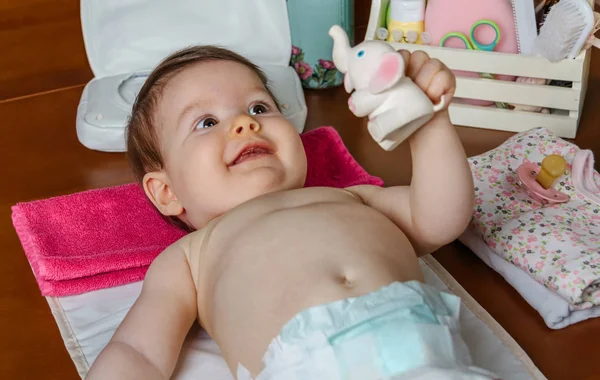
[229,115,261,138]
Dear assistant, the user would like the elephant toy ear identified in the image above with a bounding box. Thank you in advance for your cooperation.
[368,52,405,94]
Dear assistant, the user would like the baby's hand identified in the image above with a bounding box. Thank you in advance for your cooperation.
[398,50,456,106]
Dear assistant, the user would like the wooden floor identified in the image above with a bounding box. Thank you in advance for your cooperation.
[2,2,600,379]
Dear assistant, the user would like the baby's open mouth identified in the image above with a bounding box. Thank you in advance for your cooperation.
[230,145,273,166]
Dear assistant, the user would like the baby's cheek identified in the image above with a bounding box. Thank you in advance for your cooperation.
[283,137,308,184]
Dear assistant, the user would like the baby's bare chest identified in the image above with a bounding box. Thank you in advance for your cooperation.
[189,187,415,279]
[189,187,418,293]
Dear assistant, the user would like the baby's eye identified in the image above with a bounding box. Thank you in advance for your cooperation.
[249,103,269,115]
[195,117,218,130]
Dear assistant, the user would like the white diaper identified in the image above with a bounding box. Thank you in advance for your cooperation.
[237,281,498,380]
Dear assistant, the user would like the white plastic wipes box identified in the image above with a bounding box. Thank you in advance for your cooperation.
[77,0,308,152]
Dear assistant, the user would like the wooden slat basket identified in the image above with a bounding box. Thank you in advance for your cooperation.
[365,0,594,138]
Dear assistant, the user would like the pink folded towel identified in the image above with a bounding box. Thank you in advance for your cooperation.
[12,127,384,296]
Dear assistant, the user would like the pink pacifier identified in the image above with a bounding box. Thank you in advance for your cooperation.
[516,155,570,205]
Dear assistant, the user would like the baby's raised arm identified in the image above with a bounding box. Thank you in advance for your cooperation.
[348,51,474,256]
[86,242,198,380]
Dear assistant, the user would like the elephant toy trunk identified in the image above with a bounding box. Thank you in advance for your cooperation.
[328,25,351,73]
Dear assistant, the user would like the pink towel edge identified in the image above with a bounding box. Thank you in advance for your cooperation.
[39,266,149,297]
[11,204,45,285]
[12,201,170,282]
[35,250,162,281]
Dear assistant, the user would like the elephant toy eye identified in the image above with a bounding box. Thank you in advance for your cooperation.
[357,50,365,58]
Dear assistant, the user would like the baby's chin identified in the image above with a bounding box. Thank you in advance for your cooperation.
[186,169,305,229]
[241,165,304,192]
[233,169,303,204]
[238,177,301,207]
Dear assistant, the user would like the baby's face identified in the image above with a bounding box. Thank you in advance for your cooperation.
[154,60,307,228]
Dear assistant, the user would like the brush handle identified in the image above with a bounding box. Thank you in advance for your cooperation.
[591,36,600,49]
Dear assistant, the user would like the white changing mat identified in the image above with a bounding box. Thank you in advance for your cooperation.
[48,255,545,380]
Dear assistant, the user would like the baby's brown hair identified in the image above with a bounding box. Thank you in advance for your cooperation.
[126,45,278,230]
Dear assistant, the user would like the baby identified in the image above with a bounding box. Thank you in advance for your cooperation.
[86,45,495,379]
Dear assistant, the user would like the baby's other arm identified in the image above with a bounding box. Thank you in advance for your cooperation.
[347,51,474,256]
[86,241,197,380]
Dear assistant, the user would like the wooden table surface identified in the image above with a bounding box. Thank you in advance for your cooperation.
[2,48,600,379]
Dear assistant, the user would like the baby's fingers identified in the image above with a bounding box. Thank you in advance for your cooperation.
[413,58,444,93]
[396,49,411,67]
[414,59,455,103]
[406,51,430,79]
[427,69,456,104]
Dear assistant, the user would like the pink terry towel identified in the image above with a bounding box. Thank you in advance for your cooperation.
[12,127,384,296]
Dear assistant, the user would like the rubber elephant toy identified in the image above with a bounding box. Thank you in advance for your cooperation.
[329,25,447,151]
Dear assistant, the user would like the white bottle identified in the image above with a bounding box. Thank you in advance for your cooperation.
[386,0,426,44]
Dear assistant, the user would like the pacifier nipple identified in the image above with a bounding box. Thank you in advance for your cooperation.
[535,154,566,189]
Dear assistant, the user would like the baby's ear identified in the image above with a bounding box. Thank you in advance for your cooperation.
[143,171,184,216]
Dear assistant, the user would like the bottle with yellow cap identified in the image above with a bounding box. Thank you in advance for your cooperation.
[386,0,427,44]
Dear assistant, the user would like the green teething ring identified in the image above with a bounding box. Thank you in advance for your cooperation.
[469,20,500,52]
[440,32,474,50]
[385,1,392,28]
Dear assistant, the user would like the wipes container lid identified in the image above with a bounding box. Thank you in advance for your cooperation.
[81,0,293,78]
[77,0,307,152]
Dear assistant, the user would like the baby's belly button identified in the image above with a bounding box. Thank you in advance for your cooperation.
[338,273,355,288]
[331,267,380,288]
[321,266,405,296]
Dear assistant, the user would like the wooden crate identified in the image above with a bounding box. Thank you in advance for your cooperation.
[365,0,594,138]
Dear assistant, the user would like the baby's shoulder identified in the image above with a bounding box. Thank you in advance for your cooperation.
[173,229,206,254]
[144,235,197,281]
[175,221,219,261]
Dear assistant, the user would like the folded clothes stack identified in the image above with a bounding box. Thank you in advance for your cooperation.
[11,127,384,297]
[460,127,600,329]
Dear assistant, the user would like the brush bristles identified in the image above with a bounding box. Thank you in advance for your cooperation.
[535,0,589,62]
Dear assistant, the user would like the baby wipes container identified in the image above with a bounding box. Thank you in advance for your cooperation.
[76,0,308,152]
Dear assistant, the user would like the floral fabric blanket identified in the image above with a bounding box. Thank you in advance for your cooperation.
[468,127,600,308]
